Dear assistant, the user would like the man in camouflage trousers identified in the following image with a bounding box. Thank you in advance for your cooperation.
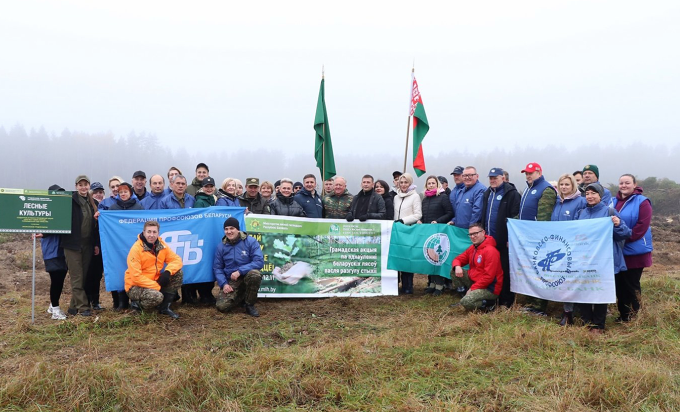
[213,217,264,317]
[323,176,354,219]
[125,220,184,319]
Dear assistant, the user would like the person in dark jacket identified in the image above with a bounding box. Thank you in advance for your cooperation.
[109,182,143,211]
[214,217,265,317]
[38,184,69,320]
[271,178,306,217]
[61,175,100,317]
[576,182,631,333]
[140,174,166,210]
[347,175,386,221]
[479,168,520,308]
[238,178,271,214]
[186,162,209,196]
[194,177,218,208]
[418,175,454,295]
[294,174,323,218]
[373,180,394,220]
[438,176,451,197]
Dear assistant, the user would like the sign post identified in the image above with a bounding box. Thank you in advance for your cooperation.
[0,188,72,322]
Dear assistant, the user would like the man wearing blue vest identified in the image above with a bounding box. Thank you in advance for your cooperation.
[479,168,520,308]
[519,162,557,314]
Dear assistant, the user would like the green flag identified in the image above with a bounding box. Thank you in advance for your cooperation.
[387,223,470,279]
[314,78,336,181]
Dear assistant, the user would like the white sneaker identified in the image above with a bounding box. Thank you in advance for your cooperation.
[51,307,67,320]
[47,304,55,314]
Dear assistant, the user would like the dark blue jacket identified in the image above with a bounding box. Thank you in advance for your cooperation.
[448,182,465,222]
[613,194,653,256]
[576,202,631,274]
[40,234,67,272]
[216,194,240,207]
[551,194,586,221]
[519,175,556,221]
[213,233,264,288]
[453,181,486,229]
[294,188,323,218]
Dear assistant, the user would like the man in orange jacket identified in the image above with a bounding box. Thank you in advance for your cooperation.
[124,220,184,319]
[451,223,503,311]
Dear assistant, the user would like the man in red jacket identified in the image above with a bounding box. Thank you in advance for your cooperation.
[451,223,503,311]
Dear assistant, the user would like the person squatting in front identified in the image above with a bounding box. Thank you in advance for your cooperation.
[124,220,184,319]
[213,217,265,317]
[450,223,503,311]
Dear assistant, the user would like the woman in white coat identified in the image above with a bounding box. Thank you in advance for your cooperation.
[393,173,422,294]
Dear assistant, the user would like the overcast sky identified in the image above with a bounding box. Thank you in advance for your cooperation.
[1,1,678,162]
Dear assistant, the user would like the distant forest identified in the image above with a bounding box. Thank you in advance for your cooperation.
[1,124,679,215]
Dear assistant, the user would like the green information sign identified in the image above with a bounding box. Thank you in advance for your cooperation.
[0,188,72,233]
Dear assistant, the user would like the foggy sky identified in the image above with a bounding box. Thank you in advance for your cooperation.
[1,1,679,164]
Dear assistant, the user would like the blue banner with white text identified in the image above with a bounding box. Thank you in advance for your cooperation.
[508,218,615,304]
[99,207,245,292]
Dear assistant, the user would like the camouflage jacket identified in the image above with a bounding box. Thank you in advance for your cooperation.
[323,190,354,219]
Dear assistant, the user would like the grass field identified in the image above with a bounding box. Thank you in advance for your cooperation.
[1,272,679,411]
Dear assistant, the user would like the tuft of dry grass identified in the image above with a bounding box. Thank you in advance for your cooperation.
[1,274,680,411]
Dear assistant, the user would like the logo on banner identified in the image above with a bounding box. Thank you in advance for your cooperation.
[329,224,340,234]
[162,230,204,265]
[531,234,573,287]
[423,233,450,265]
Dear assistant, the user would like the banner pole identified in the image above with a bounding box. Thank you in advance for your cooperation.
[403,117,410,173]
[31,233,36,324]
[403,66,414,173]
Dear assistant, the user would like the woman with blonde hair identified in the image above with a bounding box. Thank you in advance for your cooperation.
[216,178,240,207]
[551,173,587,325]
[393,172,422,294]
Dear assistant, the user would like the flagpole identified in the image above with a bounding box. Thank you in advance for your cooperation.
[403,67,414,173]
[322,66,325,183]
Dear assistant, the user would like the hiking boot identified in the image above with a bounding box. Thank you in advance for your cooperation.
[423,287,435,294]
[432,289,443,297]
[455,286,467,297]
[79,309,92,317]
[481,299,496,313]
[245,304,260,317]
[559,311,574,326]
[129,300,142,314]
[92,303,104,311]
[67,308,78,316]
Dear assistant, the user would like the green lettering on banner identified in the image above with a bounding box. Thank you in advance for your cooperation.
[246,216,390,296]
[0,188,72,233]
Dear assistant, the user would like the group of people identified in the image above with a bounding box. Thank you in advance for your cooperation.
[39,161,653,332]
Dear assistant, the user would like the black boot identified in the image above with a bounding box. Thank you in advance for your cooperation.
[559,311,574,326]
[245,304,259,317]
[115,291,129,311]
[159,292,180,319]
[111,291,119,310]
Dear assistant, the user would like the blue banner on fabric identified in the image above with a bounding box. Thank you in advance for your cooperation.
[508,218,615,304]
[99,207,245,292]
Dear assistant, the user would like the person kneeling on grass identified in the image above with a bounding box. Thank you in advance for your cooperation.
[213,217,264,317]
[124,220,184,319]
[450,223,503,311]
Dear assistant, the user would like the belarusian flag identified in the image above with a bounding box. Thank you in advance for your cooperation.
[409,74,429,177]
[314,78,336,181]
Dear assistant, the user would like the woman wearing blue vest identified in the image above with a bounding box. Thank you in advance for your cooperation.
[612,174,653,322]
[551,173,586,326]
[576,183,631,333]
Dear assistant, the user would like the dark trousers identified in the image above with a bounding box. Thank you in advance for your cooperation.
[578,303,607,329]
[48,270,68,307]
[616,267,644,321]
[85,253,103,305]
[497,244,514,307]
[400,272,414,292]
